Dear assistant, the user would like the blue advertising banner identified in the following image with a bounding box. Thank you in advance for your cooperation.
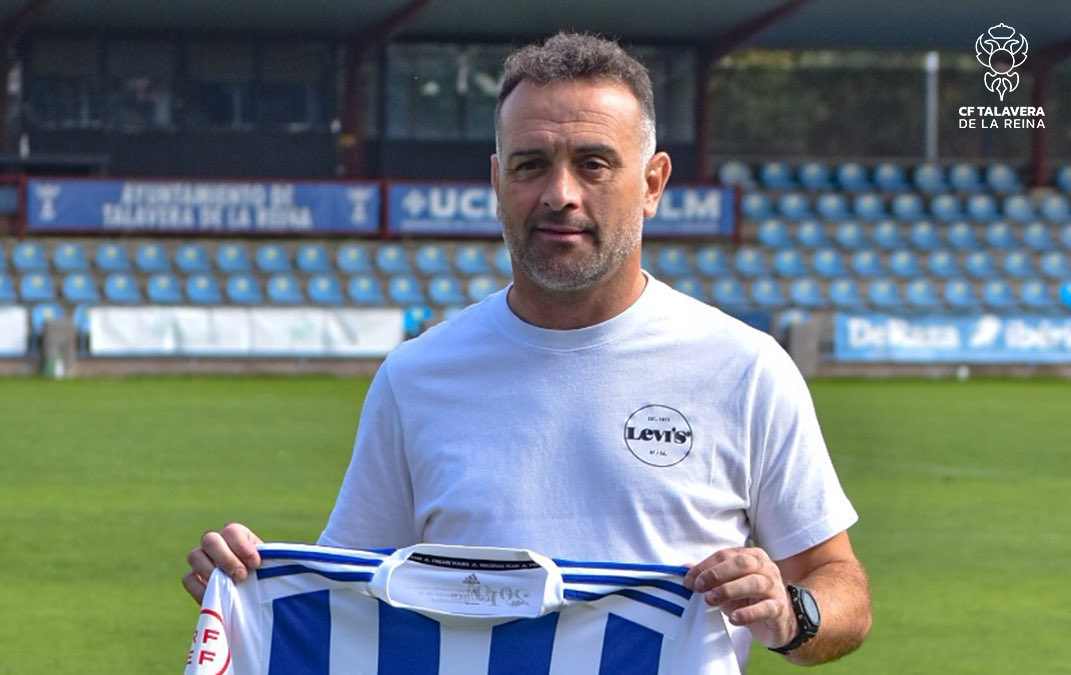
[26,179,380,234]
[834,313,1071,363]
[387,183,736,237]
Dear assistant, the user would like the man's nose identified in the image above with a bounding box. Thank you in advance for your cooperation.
[540,164,580,212]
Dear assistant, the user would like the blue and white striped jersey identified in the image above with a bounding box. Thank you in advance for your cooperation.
[185,543,742,675]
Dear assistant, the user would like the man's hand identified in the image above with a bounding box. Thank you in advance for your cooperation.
[683,547,796,650]
[182,523,264,604]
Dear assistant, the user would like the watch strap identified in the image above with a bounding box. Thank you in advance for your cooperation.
[769,585,820,655]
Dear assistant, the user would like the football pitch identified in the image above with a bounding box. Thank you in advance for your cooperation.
[1,375,1067,674]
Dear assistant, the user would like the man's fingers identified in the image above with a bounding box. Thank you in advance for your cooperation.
[703,573,775,606]
[200,530,249,581]
[692,551,764,592]
[187,547,217,580]
[726,598,785,626]
[220,523,263,572]
[182,572,207,604]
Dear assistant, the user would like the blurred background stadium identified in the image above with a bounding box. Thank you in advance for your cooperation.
[1,1,1068,673]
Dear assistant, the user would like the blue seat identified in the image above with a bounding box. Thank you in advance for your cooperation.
[467,275,502,303]
[1058,283,1071,310]
[718,160,754,188]
[19,273,54,301]
[1041,195,1070,222]
[31,303,64,336]
[874,162,908,192]
[348,275,385,305]
[741,193,772,221]
[927,250,960,278]
[777,193,810,220]
[946,222,978,250]
[267,274,303,304]
[695,246,729,278]
[836,162,870,192]
[1061,225,1071,250]
[966,194,998,222]
[757,220,791,249]
[1023,223,1053,251]
[867,279,902,309]
[985,222,1017,250]
[493,244,512,276]
[889,250,921,278]
[982,280,1015,310]
[760,161,795,190]
[672,277,706,301]
[834,221,867,250]
[415,244,451,276]
[815,193,849,221]
[795,220,828,248]
[104,273,140,304]
[891,193,924,221]
[914,163,946,194]
[964,251,996,279]
[930,194,962,223]
[72,304,91,340]
[711,278,748,309]
[1040,251,1068,278]
[13,242,48,272]
[388,275,424,305]
[873,221,903,250]
[905,279,940,310]
[949,162,982,193]
[216,243,251,273]
[226,274,262,304]
[773,309,811,340]
[829,279,863,309]
[853,193,885,222]
[1057,165,1071,192]
[256,244,290,274]
[135,243,170,273]
[377,244,411,275]
[428,275,467,306]
[851,250,884,278]
[62,273,99,304]
[657,246,693,277]
[186,274,222,304]
[734,248,767,277]
[0,274,14,303]
[909,220,941,250]
[750,278,785,308]
[337,244,373,275]
[147,274,183,304]
[53,243,88,272]
[296,244,331,275]
[1020,280,1053,309]
[308,275,343,305]
[813,249,846,278]
[773,249,807,277]
[944,280,979,310]
[404,305,434,338]
[455,245,491,276]
[798,161,832,190]
[986,163,1020,194]
[1002,251,1034,278]
[176,243,210,274]
[95,243,130,272]
[789,278,825,308]
[1003,195,1035,224]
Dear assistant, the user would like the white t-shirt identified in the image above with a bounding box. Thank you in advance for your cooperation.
[185,543,741,675]
[320,273,858,671]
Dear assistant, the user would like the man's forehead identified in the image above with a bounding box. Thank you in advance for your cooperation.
[497,79,642,150]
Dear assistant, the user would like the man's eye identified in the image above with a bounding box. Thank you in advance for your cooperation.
[582,160,609,171]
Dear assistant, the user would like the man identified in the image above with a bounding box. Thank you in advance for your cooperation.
[185,32,871,670]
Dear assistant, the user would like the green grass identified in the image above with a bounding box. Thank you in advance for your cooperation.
[1,376,1068,674]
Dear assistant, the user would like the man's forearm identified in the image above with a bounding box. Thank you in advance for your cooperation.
[784,558,872,666]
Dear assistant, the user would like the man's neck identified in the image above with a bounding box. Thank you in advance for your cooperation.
[506,263,648,330]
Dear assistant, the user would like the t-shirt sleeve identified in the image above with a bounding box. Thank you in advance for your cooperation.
[746,337,858,561]
[319,359,419,549]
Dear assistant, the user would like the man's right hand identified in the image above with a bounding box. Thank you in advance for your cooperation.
[182,523,264,603]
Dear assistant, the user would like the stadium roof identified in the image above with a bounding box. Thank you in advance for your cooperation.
[7,0,1071,55]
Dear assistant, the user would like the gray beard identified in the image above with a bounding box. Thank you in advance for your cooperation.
[503,221,641,292]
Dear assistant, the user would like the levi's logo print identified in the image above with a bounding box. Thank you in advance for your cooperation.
[623,404,693,467]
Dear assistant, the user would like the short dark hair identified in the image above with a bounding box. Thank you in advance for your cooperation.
[495,32,656,155]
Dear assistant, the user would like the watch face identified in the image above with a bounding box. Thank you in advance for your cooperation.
[800,589,821,625]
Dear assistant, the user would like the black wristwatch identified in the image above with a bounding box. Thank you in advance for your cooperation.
[769,585,821,654]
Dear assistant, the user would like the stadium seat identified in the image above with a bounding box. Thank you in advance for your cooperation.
[1042,195,1071,222]
[891,193,924,222]
[909,220,941,250]
[873,221,903,250]
[455,244,491,276]
[296,244,331,275]
[711,278,748,309]
[1061,225,1071,250]
[927,250,960,278]
[836,162,869,192]
[493,245,512,276]
[853,193,885,222]
[388,275,424,305]
[1040,251,1069,278]
[657,246,693,277]
[757,220,791,249]
[866,279,902,309]
[95,243,130,272]
[760,161,795,190]
[62,273,99,304]
[403,305,434,338]
[1057,165,1071,193]
[773,249,807,278]
[1002,195,1034,224]
[874,162,908,192]
[348,275,385,305]
[1002,251,1034,278]
[829,279,863,309]
[795,220,828,248]
[0,274,14,303]
[813,248,846,278]
[965,194,997,222]
[946,222,978,250]
[798,161,831,190]
[53,243,88,272]
[695,246,729,278]
[415,244,451,276]
[789,278,825,308]
[216,243,252,273]
[19,273,54,302]
[930,194,962,223]
[815,193,849,221]
[982,280,1015,310]
[964,251,996,279]
[949,162,981,192]
[1060,283,1071,310]
[985,222,1017,250]
[889,250,921,278]
[267,274,303,304]
[226,274,262,304]
[741,193,772,221]
[376,244,411,275]
[104,273,140,304]
[943,279,979,310]
[905,279,940,310]
[72,304,91,343]
[851,250,884,277]
[834,221,867,249]
[750,278,785,308]
[176,243,210,274]
[1020,280,1053,309]
[734,248,767,277]
[986,162,1020,194]
[467,275,502,303]
[337,244,373,275]
[1023,223,1053,251]
[428,275,467,306]
[255,244,290,274]
[774,309,812,340]
[777,192,810,220]
[13,242,47,272]
[186,274,222,304]
[308,275,343,305]
[30,303,64,336]
[718,160,754,188]
[147,274,183,304]
[913,162,946,194]
[135,243,170,273]
[672,277,706,301]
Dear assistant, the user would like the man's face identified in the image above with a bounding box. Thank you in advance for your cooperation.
[492,79,661,292]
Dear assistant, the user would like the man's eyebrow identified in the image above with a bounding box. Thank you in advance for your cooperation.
[574,144,621,158]
[507,149,547,161]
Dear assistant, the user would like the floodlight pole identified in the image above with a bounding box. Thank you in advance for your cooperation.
[0,0,50,153]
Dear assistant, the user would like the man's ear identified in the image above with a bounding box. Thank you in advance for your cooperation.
[642,151,672,219]
[490,154,502,219]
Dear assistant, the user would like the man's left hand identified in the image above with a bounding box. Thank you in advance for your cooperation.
[683,547,797,649]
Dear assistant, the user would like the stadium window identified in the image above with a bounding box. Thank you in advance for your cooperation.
[631,47,696,145]
[258,42,331,131]
[25,37,102,129]
[105,40,176,132]
[460,45,508,140]
[185,42,254,130]
[385,44,463,140]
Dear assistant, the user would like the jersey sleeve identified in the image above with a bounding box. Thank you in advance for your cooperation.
[319,358,419,549]
[745,337,858,561]
[185,571,236,675]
